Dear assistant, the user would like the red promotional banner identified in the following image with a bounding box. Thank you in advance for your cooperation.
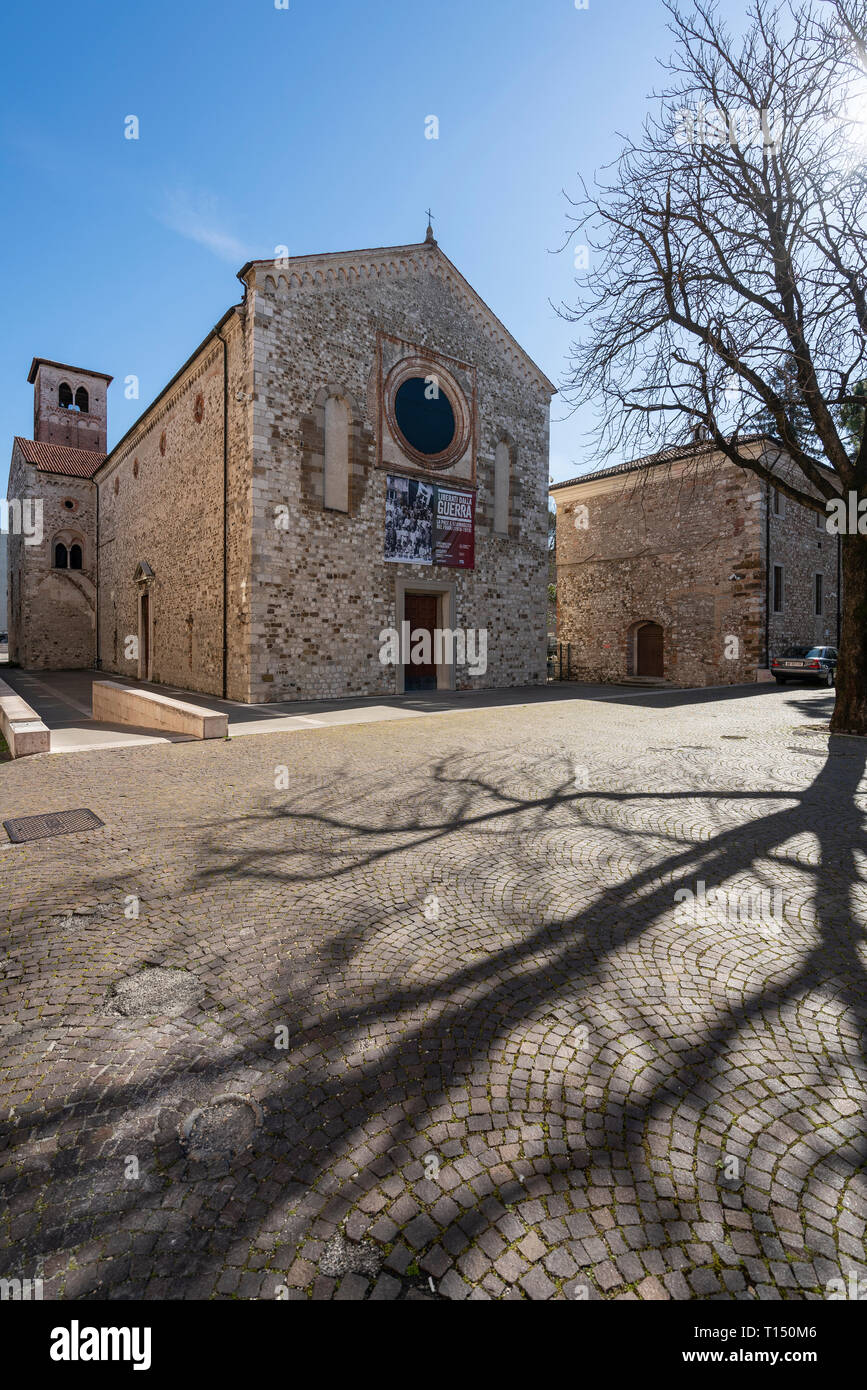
[434,486,475,569]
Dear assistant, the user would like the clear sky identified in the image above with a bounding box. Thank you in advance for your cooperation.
[0,0,747,495]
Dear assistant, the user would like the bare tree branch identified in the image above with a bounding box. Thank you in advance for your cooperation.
[558,0,867,734]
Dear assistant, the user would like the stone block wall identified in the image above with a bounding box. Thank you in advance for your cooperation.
[766,476,841,657]
[554,452,766,686]
[0,532,6,631]
[96,311,253,698]
[6,445,97,669]
[243,245,552,703]
[31,361,109,453]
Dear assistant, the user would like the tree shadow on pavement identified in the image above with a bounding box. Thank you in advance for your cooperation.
[2,733,865,1300]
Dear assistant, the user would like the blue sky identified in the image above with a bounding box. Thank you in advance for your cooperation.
[0,0,746,494]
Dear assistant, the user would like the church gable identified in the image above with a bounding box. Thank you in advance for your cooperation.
[239,237,555,398]
[244,236,555,528]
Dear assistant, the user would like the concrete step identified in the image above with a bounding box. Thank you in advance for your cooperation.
[617,677,673,688]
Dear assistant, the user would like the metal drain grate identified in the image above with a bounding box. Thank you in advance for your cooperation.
[3,808,104,843]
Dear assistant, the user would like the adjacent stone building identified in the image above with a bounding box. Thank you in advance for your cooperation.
[551,437,842,687]
[6,231,555,700]
[5,359,109,670]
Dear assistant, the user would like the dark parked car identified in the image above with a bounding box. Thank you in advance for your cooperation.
[771,645,837,687]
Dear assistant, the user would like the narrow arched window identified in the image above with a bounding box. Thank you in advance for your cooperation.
[323,395,350,512]
[59,382,73,409]
[74,386,89,413]
[494,441,511,535]
[69,544,83,570]
[54,542,68,568]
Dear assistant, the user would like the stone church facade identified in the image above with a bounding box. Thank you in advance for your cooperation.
[6,232,555,702]
[552,437,842,688]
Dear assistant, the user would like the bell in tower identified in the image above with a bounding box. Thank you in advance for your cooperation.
[27,357,112,453]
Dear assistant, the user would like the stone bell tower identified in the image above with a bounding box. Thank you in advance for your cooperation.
[28,357,112,453]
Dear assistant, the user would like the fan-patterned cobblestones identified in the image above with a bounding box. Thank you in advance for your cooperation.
[0,684,865,1300]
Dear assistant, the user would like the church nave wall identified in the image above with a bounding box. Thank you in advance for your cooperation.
[95,312,252,698]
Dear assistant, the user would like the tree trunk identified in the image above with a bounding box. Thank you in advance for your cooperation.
[830,532,867,736]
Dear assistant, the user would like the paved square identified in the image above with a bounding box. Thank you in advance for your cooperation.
[1,683,865,1300]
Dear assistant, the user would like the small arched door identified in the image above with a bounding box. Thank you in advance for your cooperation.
[636,622,664,677]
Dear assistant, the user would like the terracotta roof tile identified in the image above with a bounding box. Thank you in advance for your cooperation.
[14,437,105,479]
[550,434,771,490]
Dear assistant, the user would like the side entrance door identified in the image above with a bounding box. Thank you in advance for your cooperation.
[636,622,664,677]
[404,593,438,691]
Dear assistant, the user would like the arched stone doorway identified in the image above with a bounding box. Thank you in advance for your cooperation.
[635,621,664,677]
[134,561,155,683]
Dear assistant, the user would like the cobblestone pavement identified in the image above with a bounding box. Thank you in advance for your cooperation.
[1,683,865,1301]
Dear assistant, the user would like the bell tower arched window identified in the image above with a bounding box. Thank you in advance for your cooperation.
[54,542,68,568]
[69,544,83,570]
[74,386,89,413]
[58,382,73,409]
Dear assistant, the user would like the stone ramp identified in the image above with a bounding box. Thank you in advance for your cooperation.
[0,677,50,757]
[92,681,228,739]
[0,669,195,754]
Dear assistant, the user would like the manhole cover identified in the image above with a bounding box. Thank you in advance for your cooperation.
[107,967,201,1018]
[180,1094,263,1161]
[318,1232,384,1280]
[3,808,104,843]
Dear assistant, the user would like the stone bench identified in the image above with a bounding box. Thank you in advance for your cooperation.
[0,679,51,758]
[91,682,228,740]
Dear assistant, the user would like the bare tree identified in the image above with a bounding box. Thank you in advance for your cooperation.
[562,0,867,734]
